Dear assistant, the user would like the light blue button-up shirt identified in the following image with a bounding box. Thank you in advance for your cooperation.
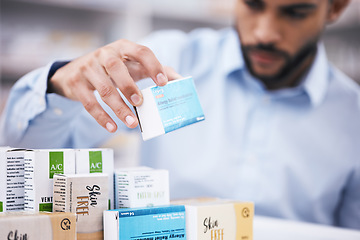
[1,28,360,229]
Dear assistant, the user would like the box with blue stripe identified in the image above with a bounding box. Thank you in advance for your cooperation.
[135,76,205,141]
[104,205,186,240]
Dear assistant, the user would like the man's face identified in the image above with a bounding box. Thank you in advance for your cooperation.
[235,0,331,86]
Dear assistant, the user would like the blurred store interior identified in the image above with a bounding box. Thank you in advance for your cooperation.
[1,0,359,165]
[0,0,359,160]
[1,0,359,111]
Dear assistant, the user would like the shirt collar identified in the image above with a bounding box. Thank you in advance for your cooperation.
[222,28,329,106]
[221,28,245,75]
[301,43,329,107]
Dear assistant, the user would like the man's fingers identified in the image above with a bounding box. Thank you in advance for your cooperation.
[164,66,183,81]
[77,90,118,132]
[99,50,143,106]
[82,62,139,129]
[123,61,148,82]
[116,40,169,86]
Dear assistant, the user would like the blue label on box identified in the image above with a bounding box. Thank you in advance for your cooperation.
[112,205,186,240]
[151,77,205,133]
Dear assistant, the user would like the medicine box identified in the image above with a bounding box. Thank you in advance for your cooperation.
[114,167,170,208]
[0,148,25,212]
[75,148,114,209]
[173,198,254,240]
[53,173,109,240]
[135,76,205,140]
[0,211,76,240]
[0,147,9,212]
[24,149,76,212]
[104,205,186,240]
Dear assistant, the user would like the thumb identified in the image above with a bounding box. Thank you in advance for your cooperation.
[164,66,183,81]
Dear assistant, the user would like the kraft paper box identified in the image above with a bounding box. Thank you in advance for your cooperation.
[53,173,109,240]
[104,205,186,240]
[172,199,254,240]
[75,148,114,209]
[135,76,205,141]
[0,211,76,240]
[0,148,25,212]
[114,167,170,208]
[24,149,76,212]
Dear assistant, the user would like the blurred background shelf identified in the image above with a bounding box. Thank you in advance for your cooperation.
[1,0,359,111]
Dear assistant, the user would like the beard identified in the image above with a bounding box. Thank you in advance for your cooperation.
[239,34,318,87]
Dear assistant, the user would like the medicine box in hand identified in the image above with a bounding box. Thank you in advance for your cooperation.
[135,76,205,141]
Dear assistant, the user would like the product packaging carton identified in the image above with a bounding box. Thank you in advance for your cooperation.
[135,76,205,140]
[75,148,114,209]
[24,149,76,212]
[0,211,76,240]
[172,198,254,240]
[53,173,109,240]
[0,148,26,212]
[114,167,170,208]
[0,147,9,212]
[104,205,186,240]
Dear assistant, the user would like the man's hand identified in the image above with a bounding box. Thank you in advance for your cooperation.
[49,39,181,133]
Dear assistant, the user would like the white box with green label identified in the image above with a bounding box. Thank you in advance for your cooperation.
[24,149,76,212]
[0,147,9,212]
[0,148,25,212]
[53,173,108,240]
[5,149,26,211]
[114,167,170,208]
[75,148,114,209]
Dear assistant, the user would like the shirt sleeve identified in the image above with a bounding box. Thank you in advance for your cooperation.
[0,30,191,149]
[0,61,112,148]
[336,159,360,230]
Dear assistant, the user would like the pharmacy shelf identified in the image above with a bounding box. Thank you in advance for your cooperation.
[3,0,127,14]
[326,1,360,31]
[0,0,126,81]
[1,0,359,84]
[0,0,233,83]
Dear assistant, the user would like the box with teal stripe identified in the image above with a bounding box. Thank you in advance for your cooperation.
[104,205,186,240]
[135,76,205,141]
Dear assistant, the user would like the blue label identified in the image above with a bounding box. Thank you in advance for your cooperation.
[112,206,186,240]
[151,77,205,133]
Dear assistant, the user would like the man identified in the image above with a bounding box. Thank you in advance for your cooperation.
[1,0,359,229]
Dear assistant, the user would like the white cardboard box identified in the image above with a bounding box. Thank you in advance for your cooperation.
[114,167,170,208]
[24,149,76,212]
[53,173,109,240]
[0,147,10,212]
[5,149,26,211]
[0,148,25,212]
[75,148,114,209]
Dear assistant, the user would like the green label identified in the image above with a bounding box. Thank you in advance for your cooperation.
[49,152,64,179]
[0,201,3,212]
[89,151,102,173]
[39,203,53,212]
